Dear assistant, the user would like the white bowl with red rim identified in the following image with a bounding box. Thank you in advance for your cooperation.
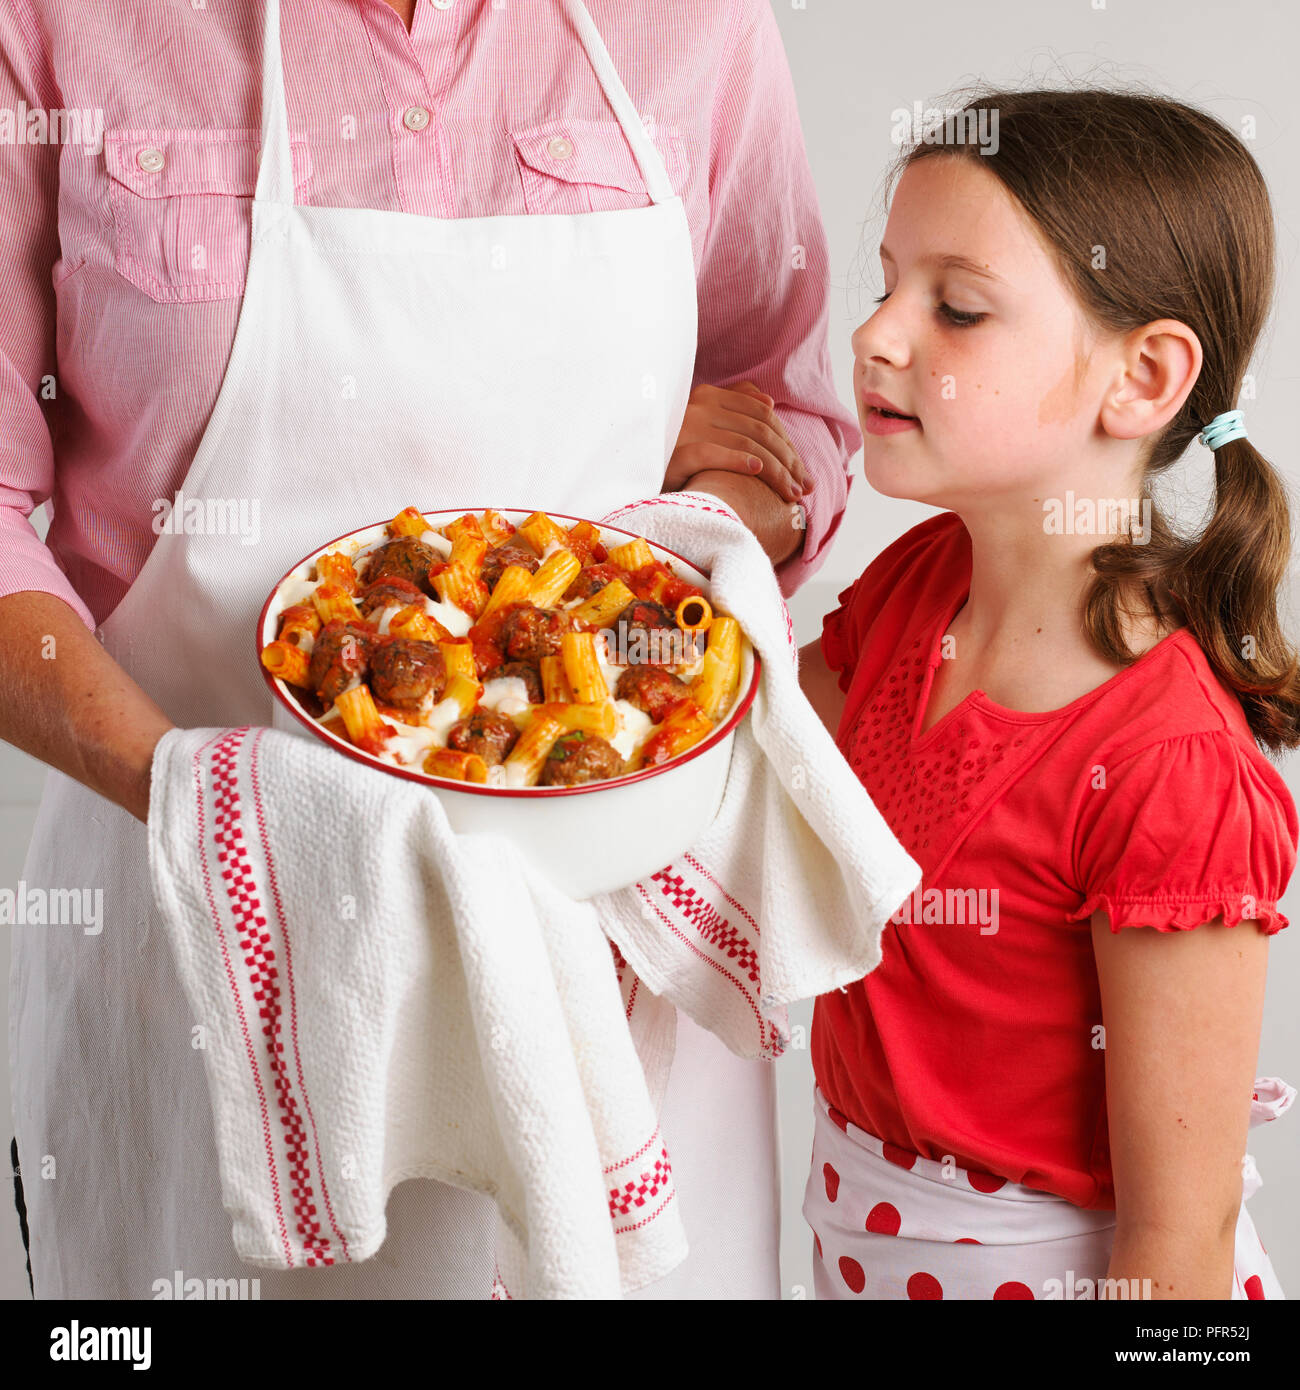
[256,507,760,899]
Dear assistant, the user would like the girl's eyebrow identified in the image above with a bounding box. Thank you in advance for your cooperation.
[879,245,1007,285]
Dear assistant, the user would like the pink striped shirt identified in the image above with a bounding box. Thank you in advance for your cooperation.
[0,0,859,632]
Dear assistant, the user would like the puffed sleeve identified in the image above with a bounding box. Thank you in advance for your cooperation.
[1066,732,1299,935]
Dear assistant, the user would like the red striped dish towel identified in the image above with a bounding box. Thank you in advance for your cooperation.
[594,492,922,1060]
[148,722,683,1298]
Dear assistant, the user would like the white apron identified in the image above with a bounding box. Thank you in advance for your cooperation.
[9,0,780,1299]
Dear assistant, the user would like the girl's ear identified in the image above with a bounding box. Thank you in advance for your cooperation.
[1098,318,1203,443]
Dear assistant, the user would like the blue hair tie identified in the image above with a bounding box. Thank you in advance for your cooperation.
[1198,409,1247,450]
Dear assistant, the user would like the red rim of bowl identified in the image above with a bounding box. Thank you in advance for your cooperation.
[255,506,763,798]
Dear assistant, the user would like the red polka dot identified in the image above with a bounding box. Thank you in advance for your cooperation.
[968,1171,1006,1193]
[994,1281,1035,1300]
[907,1271,943,1299]
[823,1162,840,1202]
[828,1105,849,1133]
[866,1202,901,1236]
[882,1142,917,1170]
[955,1237,982,1244]
[839,1256,866,1294]
[813,1231,823,1260]
[1244,1275,1265,1300]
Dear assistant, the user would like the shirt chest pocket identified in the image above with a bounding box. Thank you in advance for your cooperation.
[104,128,312,303]
[510,117,689,215]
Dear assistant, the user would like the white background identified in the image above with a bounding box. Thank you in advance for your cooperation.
[3,0,1298,1299]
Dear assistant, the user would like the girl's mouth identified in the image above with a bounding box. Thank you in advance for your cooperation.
[863,405,920,436]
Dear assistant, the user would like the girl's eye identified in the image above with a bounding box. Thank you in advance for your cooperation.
[939,301,986,327]
[871,292,986,328]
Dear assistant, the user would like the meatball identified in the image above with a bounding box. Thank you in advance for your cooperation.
[359,537,441,595]
[447,710,520,765]
[494,660,544,703]
[308,620,376,704]
[357,576,425,619]
[615,665,691,723]
[563,561,623,602]
[368,638,446,712]
[481,540,540,590]
[613,599,680,666]
[538,731,624,787]
[498,604,574,663]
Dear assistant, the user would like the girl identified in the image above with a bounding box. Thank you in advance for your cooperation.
[800,88,1299,1301]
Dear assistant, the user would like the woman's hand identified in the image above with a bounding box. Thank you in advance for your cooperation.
[666,380,812,505]
[1092,911,1268,1299]
[0,591,176,824]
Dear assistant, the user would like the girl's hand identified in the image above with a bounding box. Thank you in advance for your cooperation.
[1093,912,1269,1299]
[666,381,812,504]
[799,638,845,736]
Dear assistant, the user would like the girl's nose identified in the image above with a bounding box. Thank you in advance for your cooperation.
[852,306,909,371]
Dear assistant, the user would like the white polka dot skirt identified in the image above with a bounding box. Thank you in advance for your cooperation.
[802,1086,1284,1300]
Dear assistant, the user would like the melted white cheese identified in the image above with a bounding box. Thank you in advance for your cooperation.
[611,700,654,760]
[480,676,531,717]
[420,529,453,558]
[424,595,472,636]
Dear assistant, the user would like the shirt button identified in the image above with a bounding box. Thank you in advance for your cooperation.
[136,147,165,173]
[403,106,431,132]
[547,135,574,161]
[432,0,455,7]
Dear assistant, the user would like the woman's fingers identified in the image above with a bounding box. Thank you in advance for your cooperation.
[708,385,812,492]
[669,382,813,500]
[711,430,803,502]
[668,434,802,504]
[664,440,764,492]
[713,408,809,494]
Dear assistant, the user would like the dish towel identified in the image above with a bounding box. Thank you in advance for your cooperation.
[146,491,922,1299]
[594,491,922,1057]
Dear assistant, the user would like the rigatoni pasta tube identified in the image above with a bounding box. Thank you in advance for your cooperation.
[518,511,568,554]
[480,509,515,545]
[441,673,483,718]
[277,603,321,646]
[539,655,573,704]
[388,506,428,538]
[444,513,484,544]
[606,536,654,573]
[569,577,635,628]
[433,563,489,619]
[334,685,392,753]
[312,582,362,624]
[528,550,581,608]
[315,551,359,591]
[439,640,476,681]
[635,701,714,769]
[260,640,312,689]
[480,564,533,620]
[536,700,617,739]
[504,713,566,786]
[561,630,608,703]
[690,615,741,719]
[448,530,488,576]
[423,748,489,784]
[389,605,452,644]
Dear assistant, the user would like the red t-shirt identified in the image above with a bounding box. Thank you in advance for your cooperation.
[811,511,1298,1209]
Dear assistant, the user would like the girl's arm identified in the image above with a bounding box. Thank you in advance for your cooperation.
[799,638,845,736]
[1091,912,1268,1299]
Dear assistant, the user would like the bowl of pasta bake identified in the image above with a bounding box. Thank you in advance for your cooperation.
[256,506,759,898]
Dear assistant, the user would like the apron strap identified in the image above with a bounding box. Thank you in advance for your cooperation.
[254,0,675,208]
[255,0,295,206]
[561,0,676,204]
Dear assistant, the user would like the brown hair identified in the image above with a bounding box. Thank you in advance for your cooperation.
[893,89,1300,756]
